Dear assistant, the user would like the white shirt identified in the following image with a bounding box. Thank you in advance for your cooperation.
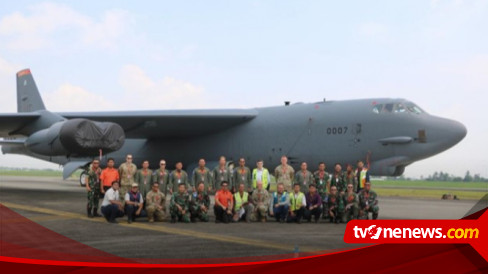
[102,188,119,207]
[256,169,263,182]
[294,193,307,207]
[125,192,144,203]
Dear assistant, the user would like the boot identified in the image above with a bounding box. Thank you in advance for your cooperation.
[87,205,93,218]
[93,208,101,217]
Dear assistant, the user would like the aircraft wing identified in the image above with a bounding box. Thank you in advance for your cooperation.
[0,113,41,137]
[58,109,258,138]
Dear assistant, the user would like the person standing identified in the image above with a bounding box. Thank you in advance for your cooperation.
[134,160,152,200]
[169,162,189,195]
[356,160,370,194]
[269,183,290,223]
[118,154,137,201]
[294,162,315,194]
[233,158,252,194]
[213,156,233,192]
[252,160,271,191]
[100,158,119,198]
[191,158,213,193]
[344,164,357,193]
[274,156,295,192]
[86,159,102,218]
[152,159,170,197]
[313,162,330,219]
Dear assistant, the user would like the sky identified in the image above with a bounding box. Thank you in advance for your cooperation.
[0,0,487,178]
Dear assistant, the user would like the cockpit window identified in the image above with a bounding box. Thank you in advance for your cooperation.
[405,103,424,114]
[372,102,425,114]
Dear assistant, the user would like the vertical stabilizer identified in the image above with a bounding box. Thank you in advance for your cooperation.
[17,69,46,113]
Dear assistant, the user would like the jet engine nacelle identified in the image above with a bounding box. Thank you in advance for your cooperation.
[25,118,125,156]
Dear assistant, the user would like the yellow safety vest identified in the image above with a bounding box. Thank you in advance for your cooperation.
[290,192,305,211]
[359,168,369,188]
[252,168,270,189]
[234,192,249,210]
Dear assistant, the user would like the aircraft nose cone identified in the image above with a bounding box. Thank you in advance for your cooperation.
[452,120,467,144]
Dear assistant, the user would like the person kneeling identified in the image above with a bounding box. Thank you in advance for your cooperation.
[287,183,306,223]
[190,182,210,222]
[214,181,233,223]
[170,183,190,223]
[233,183,254,222]
[269,183,290,223]
[304,184,322,223]
[101,181,125,223]
[146,182,166,223]
[125,183,147,223]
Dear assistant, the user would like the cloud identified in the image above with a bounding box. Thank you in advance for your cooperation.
[44,83,116,111]
[119,64,210,109]
[0,2,131,51]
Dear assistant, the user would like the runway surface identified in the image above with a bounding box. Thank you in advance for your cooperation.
[0,176,482,260]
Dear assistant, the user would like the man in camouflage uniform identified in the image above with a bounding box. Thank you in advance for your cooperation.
[328,185,345,223]
[233,157,252,194]
[169,162,189,195]
[191,158,213,193]
[213,156,233,192]
[146,182,165,222]
[134,160,152,201]
[344,164,357,193]
[118,154,137,202]
[251,181,270,222]
[85,159,102,218]
[152,159,170,197]
[358,181,379,220]
[314,162,330,219]
[329,163,346,194]
[170,183,191,223]
[294,162,315,194]
[274,155,295,192]
[190,182,210,222]
[343,183,359,223]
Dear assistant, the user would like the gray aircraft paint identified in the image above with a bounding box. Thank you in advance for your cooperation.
[0,69,467,178]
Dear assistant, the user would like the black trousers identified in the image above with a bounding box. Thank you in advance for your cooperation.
[214,205,232,223]
[101,204,124,222]
[124,204,147,221]
[304,207,321,221]
[287,207,304,223]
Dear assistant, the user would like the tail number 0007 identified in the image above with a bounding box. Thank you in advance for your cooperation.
[326,127,348,135]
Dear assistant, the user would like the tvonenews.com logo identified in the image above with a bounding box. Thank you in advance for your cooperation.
[353,225,479,240]
[343,211,487,261]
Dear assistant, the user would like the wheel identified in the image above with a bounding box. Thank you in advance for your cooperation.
[80,171,88,187]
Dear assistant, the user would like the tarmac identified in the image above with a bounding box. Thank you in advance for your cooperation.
[0,176,481,260]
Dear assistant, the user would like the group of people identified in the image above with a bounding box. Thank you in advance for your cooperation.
[85,155,379,224]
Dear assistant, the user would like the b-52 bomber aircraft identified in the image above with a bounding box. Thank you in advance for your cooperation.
[0,69,467,186]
